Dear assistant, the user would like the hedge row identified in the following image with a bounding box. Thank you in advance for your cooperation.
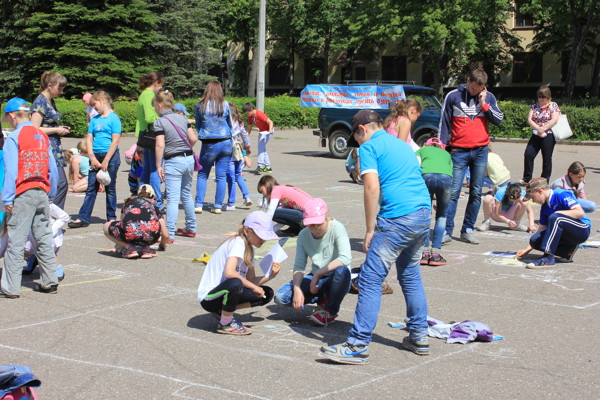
[22,97,600,141]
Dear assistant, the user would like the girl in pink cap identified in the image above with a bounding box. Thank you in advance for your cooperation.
[197,211,281,335]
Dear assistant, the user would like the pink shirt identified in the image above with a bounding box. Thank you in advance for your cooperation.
[386,116,414,145]
[266,185,313,217]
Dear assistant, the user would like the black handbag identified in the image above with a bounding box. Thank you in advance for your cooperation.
[137,129,156,149]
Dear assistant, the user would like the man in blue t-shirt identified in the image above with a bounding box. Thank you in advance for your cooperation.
[320,110,432,365]
[517,177,591,269]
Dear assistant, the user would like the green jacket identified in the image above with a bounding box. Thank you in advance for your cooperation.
[135,88,158,136]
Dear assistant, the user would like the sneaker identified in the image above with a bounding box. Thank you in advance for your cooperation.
[167,238,174,244]
[513,223,528,232]
[428,253,447,267]
[254,166,263,174]
[33,283,58,294]
[1,289,20,299]
[442,234,452,245]
[460,229,479,244]
[176,228,196,237]
[224,205,236,211]
[309,309,337,326]
[401,336,430,356]
[477,219,491,232]
[56,265,65,282]
[68,220,89,228]
[262,167,273,174]
[320,342,369,365]
[243,198,253,207]
[212,208,222,214]
[23,256,37,275]
[216,318,252,335]
[526,255,556,269]
[420,252,430,265]
[194,207,203,214]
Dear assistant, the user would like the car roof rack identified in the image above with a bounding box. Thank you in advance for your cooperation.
[343,80,417,85]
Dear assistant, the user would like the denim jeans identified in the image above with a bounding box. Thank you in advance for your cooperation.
[77,151,120,224]
[577,198,596,214]
[273,208,304,232]
[347,208,430,347]
[274,266,351,315]
[257,132,271,168]
[423,173,452,250]
[445,146,488,236]
[195,139,232,209]
[164,154,196,239]
[141,148,163,209]
[226,159,250,206]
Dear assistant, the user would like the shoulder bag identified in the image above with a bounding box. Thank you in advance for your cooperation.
[552,113,573,140]
[163,116,202,171]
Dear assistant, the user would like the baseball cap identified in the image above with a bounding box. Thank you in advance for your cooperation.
[243,211,279,241]
[347,110,384,148]
[424,137,446,150]
[174,103,190,115]
[82,93,93,104]
[524,177,548,200]
[138,183,155,198]
[2,97,31,122]
[303,198,328,226]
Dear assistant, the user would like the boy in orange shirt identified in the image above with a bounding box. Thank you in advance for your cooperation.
[243,103,274,174]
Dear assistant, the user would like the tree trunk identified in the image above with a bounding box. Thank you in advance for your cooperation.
[287,39,295,95]
[323,35,331,84]
[591,43,600,98]
[248,45,258,97]
[564,1,596,99]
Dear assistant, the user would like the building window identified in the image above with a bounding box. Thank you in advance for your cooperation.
[268,58,289,86]
[513,52,542,83]
[514,0,534,28]
[304,58,325,85]
[381,56,407,81]
[355,67,366,81]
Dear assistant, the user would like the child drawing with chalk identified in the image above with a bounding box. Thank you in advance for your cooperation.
[197,211,281,335]
[477,183,535,233]
[273,198,352,326]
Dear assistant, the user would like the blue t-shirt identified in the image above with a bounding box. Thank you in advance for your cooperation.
[360,130,431,218]
[494,186,526,211]
[88,112,122,153]
[540,189,591,227]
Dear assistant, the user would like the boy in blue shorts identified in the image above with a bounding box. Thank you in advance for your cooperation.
[517,177,591,269]
[320,110,432,364]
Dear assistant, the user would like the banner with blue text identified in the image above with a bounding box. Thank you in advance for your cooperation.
[300,85,406,109]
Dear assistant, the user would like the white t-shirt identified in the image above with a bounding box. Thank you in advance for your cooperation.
[197,236,249,302]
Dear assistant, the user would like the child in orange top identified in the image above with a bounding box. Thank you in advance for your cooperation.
[243,102,274,174]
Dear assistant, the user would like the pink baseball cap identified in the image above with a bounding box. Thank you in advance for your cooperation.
[244,211,279,241]
[303,198,328,226]
[424,137,446,150]
[82,93,93,104]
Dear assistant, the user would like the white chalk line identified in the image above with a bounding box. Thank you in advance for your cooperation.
[0,343,270,400]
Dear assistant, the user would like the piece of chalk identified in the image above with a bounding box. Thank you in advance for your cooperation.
[492,335,504,341]
[387,322,405,328]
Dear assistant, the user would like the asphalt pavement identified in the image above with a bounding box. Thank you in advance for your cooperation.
[1,130,599,399]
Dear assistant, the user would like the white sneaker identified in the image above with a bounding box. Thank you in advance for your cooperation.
[243,198,253,207]
[224,205,236,211]
[194,207,203,214]
[513,223,528,232]
[477,219,491,232]
[212,208,222,214]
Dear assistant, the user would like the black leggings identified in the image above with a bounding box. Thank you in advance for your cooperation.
[200,277,274,313]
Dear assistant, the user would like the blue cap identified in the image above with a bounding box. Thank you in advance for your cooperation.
[174,103,190,115]
[3,98,30,113]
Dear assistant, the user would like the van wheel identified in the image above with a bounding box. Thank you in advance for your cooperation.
[328,129,351,159]
[414,130,436,147]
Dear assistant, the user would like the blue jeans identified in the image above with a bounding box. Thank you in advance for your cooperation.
[78,152,120,224]
[347,208,430,347]
[273,208,304,231]
[164,154,196,239]
[423,173,452,250]
[141,148,163,209]
[226,159,250,206]
[445,146,488,236]
[274,266,351,315]
[195,140,233,209]
[577,198,596,214]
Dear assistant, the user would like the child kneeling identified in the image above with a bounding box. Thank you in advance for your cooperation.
[274,198,352,326]
[197,211,281,335]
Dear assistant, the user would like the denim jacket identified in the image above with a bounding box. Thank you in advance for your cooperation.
[194,101,232,140]
[0,365,41,397]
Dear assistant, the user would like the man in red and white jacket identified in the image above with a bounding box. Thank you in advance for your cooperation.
[438,69,503,245]
[1,97,58,298]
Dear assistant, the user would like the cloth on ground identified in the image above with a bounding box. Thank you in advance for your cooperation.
[425,316,494,344]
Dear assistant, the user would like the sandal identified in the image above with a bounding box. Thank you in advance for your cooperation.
[140,246,157,259]
[216,318,252,335]
[428,253,447,267]
[122,245,139,259]
[420,252,430,265]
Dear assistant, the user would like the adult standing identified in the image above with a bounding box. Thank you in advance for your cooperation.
[521,85,560,184]
[320,110,432,365]
[194,81,233,215]
[438,68,504,244]
[153,90,197,242]
[31,71,70,210]
[136,72,165,210]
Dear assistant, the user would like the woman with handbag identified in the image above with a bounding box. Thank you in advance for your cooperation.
[225,103,253,211]
[521,85,560,184]
[135,72,165,210]
[153,90,198,243]
[194,81,233,215]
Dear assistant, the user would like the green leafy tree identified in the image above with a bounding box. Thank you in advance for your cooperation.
[24,0,157,98]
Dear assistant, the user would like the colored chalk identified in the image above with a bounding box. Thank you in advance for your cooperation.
[493,335,504,341]
[387,322,406,328]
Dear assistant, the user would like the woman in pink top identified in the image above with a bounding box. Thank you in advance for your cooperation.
[257,175,314,236]
[383,98,422,151]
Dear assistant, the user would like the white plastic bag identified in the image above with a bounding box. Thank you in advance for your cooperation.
[553,113,573,140]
